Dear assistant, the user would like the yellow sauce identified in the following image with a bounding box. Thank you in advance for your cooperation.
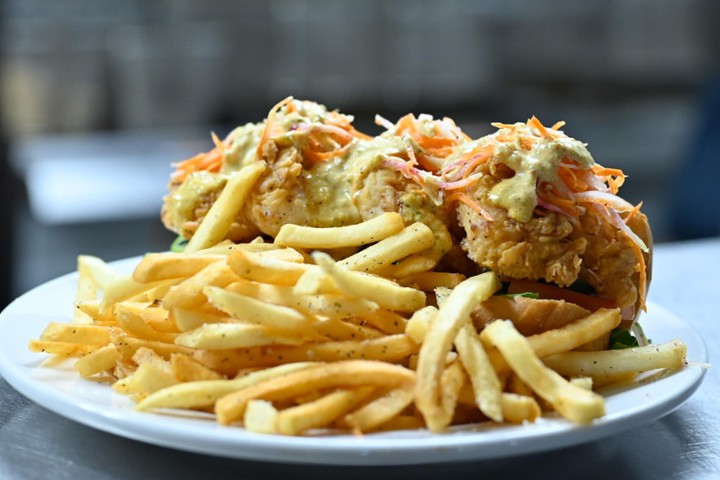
[488,125,594,222]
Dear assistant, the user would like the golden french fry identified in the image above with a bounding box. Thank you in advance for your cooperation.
[215,360,415,425]
[74,299,115,325]
[500,393,541,424]
[175,323,309,349]
[275,387,375,436]
[244,400,279,434]
[137,362,317,411]
[185,161,267,252]
[225,281,379,318]
[253,248,306,263]
[312,317,383,341]
[337,222,435,273]
[454,323,503,422]
[541,339,687,383]
[140,306,177,333]
[374,415,426,431]
[112,334,195,361]
[569,377,594,391]
[480,320,605,425]
[405,306,438,344]
[397,271,466,291]
[415,272,500,432]
[28,340,96,357]
[376,255,438,279]
[114,303,177,343]
[506,373,535,398]
[227,249,317,286]
[192,239,234,255]
[172,306,229,332]
[162,261,238,310]
[101,275,178,313]
[112,362,178,399]
[313,252,426,312]
[357,309,408,335]
[75,343,120,377]
[132,346,173,371]
[133,253,225,283]
[436,359,468,429]
[74,257,100,323]
[192,334,419,374]
[528,308,622,358]
[342,387,415,432]
[169,353,224,382]
[37,322,112,346]
[203,285,312,331]
[434,285,452,305]
[77,254,119,291]
[274,212,405,249]
[292,268,341,295]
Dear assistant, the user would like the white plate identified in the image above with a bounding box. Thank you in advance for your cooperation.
[0,258,708,466]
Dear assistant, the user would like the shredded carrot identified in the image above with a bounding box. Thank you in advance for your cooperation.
[449,191,493,222]
[170,132,231,183]
[382,156,427,188]
[528,116,552,139]
[256,96,293,160]
[592,165,625,177]
[210,131,225,153]
[624,201,644,224]
[390,113,469,173]
[406,146,419,170]
[441,173,485,191]
[557,166,579,190]
[538,183,580,220]
[519,136,537,151]
[490,122,517,130]
[326,111,372,141]
[394,114,417,134]
[459,152,492,180]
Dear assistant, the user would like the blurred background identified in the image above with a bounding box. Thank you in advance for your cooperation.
[1,0,719,307]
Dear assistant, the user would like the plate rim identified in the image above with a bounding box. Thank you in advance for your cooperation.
[0,258,709,466]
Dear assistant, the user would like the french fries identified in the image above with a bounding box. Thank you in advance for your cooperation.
[541,339,688,383]
[184,161,266,252]
[29,212,690,437]
[274,212,405,249]
[415,272,500,431]
[480,320,606,425]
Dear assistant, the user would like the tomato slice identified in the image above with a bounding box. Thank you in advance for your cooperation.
[506,279,617,312]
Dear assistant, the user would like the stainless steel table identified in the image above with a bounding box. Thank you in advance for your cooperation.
[1,238,718,480]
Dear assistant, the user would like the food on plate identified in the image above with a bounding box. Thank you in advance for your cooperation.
[27,99,684,436]
[162,98,652,347]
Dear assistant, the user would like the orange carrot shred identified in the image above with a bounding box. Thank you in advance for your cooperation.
[624,201,644,223]
[256,96,293,160]
[528,116,552,139]
[449,191,493,222]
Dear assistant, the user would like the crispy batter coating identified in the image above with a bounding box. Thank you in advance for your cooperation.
[457,162,644,309]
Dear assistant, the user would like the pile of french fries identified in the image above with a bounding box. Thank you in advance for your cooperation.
[28,166,688,436]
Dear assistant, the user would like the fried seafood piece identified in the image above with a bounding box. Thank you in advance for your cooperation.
[162,99,456,265]
[450,119,651,311]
